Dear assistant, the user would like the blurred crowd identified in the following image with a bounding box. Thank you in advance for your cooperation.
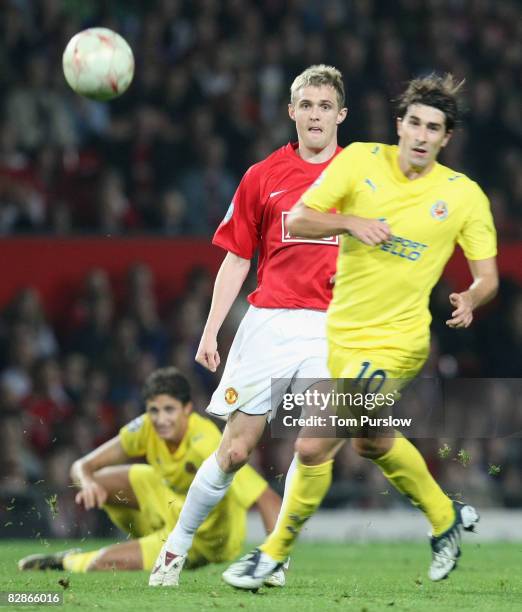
[0,263,521,538]
[0,0,521,236]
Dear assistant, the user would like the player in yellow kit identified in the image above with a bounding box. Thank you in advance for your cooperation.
[18,367,283,584]
[224,74,499,588]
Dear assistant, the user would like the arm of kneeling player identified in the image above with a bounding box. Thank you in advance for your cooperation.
[70,437,130,510]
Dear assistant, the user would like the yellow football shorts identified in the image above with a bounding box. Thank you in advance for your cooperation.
[103,464,248,570]
[327,340,427,409]
[328,341,427,382]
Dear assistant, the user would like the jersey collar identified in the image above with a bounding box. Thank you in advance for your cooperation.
[389,144,443,184]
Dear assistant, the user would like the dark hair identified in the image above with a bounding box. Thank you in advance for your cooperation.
[396,73,464,131]
[142,367,191,405]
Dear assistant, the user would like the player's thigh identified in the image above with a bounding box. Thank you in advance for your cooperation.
[208,307,327,420]
[92,465,139,508]
[89,540,143,571]
[328,344,425,455]
[127,464,181,533]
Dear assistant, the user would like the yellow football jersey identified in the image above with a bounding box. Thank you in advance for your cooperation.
[302,142,497,358]
[119,411,266,510]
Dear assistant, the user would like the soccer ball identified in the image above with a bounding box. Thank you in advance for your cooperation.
[62,27,134,101]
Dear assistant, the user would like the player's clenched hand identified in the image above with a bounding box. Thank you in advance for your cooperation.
[195,332,221,372]
[344,216,391,246]
[75,480,107,510]
[446,292,473,328]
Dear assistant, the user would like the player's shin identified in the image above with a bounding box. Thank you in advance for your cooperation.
[372,434,454,536]
[260,457,333,562]
[164,452,234,555]
[271,454,298,532]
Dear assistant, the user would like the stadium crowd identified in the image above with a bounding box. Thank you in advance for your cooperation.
[0,263,521,538]
[0,0,521,536]
[0,0,521,236]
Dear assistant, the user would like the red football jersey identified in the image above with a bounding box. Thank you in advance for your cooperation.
[213,143,341,310]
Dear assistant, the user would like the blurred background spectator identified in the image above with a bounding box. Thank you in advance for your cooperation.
[0,0,521,537]
[0,0,520,236]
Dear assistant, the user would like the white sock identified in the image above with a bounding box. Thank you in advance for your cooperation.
[272,454,298,533]
[165,452,234,555]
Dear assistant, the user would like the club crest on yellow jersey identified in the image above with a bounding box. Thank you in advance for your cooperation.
[430,201,448,221]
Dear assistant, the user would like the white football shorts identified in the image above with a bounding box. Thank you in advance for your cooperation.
[207,305,329,419]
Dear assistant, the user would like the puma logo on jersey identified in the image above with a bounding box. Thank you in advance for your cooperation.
[281,212,338,245]
[364,178,377,192]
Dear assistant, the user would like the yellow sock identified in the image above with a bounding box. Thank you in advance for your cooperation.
[63,550,100,573]
[373,435,454,536]
[260,458,333,561]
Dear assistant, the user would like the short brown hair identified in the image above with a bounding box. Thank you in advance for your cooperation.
[396,73,464,131]
[142,367,191,405]
[290,64,346,109]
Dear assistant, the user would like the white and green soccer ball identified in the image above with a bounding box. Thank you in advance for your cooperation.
[62,27,134,101]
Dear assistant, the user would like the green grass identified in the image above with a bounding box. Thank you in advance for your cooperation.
[1,540,521,611]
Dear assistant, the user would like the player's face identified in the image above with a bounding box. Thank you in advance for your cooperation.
[146,394,192,444]
[397,104,452,173]
[288,85,347,152]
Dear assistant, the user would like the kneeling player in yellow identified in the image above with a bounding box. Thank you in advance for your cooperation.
[223,74,498,588]
[19,367,283,584]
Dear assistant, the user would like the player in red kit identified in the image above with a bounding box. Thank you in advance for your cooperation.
[149,65,389,588]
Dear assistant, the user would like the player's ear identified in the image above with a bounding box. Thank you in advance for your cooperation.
[288,104,296,122]
[441,129,453,148]
[183,401,193,415]
[336,107,348,124]
[396,117,403,138]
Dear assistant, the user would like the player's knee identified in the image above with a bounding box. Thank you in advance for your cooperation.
[220,441,251,471]
[295,438,329,465]
[351,437,390,459]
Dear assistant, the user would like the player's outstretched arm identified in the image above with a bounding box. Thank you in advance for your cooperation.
[70,437,129,510]
[446,257,499,329]
[196,252,251,372]
[287,200,391,246]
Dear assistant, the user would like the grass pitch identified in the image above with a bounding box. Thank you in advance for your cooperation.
[0,540,520,611]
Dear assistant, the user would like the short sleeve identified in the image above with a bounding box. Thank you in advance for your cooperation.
[230,464,268,509]
[457,184,497,260]
[302,143,362,213]
[119,414,148,457]
[212,163,262,259]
